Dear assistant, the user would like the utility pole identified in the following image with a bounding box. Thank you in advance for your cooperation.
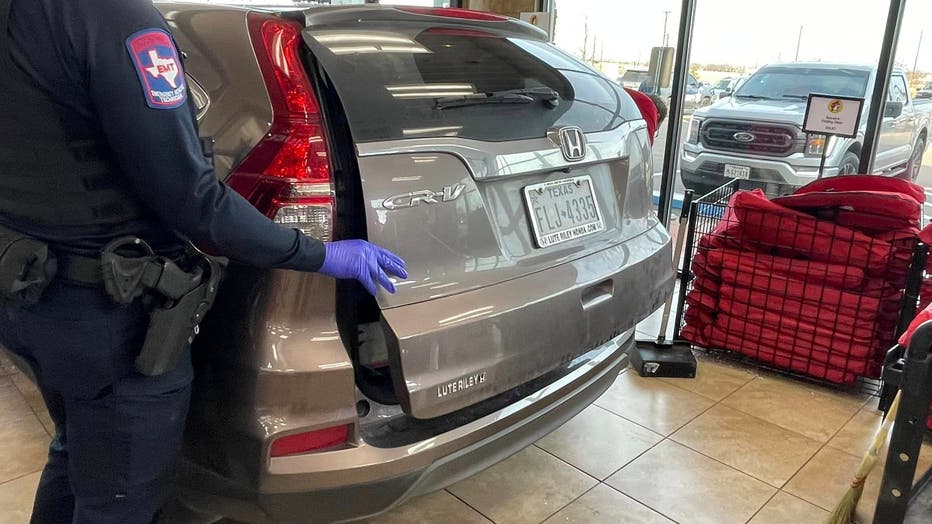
[662,10,671,47]
[795,25,803,61]
[914,30,924,75]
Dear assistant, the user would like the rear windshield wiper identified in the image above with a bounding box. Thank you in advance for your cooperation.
[435,87,560,109]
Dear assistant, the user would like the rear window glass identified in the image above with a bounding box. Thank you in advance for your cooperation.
[306,26,638,143]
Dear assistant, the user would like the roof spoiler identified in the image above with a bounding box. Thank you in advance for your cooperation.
[300,5,547,41]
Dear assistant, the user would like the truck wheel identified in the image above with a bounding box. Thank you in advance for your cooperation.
[905,137,925,181]
[839,151,860,175]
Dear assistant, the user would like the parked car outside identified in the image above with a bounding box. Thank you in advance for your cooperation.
[682,62,932,195]
[619,68,651,90]
[916,81,932,100]
[715,75,749,99]
[152,3,673,522]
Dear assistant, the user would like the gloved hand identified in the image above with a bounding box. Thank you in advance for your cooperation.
[318,240,408,296]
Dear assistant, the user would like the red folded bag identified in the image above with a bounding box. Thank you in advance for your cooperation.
[703,324,864,384]
[790,175,924,204]
[731,190,891,271]
[702,247,866,289]
[717,290,875,341]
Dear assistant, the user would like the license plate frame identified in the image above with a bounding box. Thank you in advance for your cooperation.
[723,164,751,180]
[523,175,605,248]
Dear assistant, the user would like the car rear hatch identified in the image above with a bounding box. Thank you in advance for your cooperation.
[302,6,658,419]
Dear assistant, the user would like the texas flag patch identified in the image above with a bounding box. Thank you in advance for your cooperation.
[126,29,187,109]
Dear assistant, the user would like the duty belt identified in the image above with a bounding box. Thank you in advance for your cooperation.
[57,240,200,303]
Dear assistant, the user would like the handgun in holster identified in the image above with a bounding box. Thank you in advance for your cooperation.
[100,237,227,376]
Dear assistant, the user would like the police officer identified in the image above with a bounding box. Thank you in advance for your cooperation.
[0,0,406,522]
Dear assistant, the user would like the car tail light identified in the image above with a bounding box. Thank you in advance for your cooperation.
[228,14,334,241]
[396,7,507,22]
[270,425,351,457]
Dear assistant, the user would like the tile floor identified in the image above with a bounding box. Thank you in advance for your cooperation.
[0,348,930,524]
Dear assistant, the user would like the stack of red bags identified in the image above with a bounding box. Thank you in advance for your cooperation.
[681,176,928,386]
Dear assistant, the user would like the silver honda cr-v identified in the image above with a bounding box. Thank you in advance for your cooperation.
[157,3,673,522]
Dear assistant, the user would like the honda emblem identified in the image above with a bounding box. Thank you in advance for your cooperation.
[557,126,587,162]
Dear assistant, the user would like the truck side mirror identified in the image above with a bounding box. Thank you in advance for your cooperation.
[885,101,904,118]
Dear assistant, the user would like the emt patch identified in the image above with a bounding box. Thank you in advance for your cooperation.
[125,29,187,109]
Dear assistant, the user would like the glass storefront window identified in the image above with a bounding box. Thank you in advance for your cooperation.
[877,2,932,212]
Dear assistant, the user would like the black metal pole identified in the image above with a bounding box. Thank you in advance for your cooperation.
[657,0,698,228]
[818,137,827,179]
[859,0,906,174]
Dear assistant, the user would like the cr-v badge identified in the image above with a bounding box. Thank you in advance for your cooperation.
[382,183,466,210]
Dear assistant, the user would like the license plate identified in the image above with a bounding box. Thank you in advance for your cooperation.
[523,175,605,248]
[723,164,751,179]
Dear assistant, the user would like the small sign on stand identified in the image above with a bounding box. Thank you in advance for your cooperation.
[803,94,864,178]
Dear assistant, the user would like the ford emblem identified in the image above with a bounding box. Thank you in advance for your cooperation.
[733,132,756,143]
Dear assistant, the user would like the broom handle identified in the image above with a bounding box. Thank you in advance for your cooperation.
[658,191,694,341]
[852,391,902,488]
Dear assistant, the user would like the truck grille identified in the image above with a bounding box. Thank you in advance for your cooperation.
[700,120,800,156]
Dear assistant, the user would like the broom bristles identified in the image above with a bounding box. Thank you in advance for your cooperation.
[824,391,902,524]
[824,484,865,524]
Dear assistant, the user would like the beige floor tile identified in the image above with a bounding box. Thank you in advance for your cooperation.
[785,443,932,520]
[10,374,45,413]
[537,405,663,480]
[35,411,55,438]
[722,375,866,442]
[365,490,491,524]
[661,358,756,401]
[0,472,40,524]
[748,491,828,524]
[449,446,597,524]
[607,440,775,524]
[0,378,34,426]
[0,416,49,484]
[595,372,714,436]
[543,484,674,524]
[671,404,821,487]
[0,353,19,377]
[828,408,886,456]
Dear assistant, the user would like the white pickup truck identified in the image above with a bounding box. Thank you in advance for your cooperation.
[681,63,932,195]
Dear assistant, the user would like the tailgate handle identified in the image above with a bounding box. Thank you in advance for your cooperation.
[581,279,614,310]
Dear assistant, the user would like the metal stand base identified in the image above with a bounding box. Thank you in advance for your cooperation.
[631,340,698,378]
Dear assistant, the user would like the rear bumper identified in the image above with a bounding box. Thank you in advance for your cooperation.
[177,333,632,523]
[680,149,838,194]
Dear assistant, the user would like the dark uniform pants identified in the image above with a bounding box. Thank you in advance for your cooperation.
[0,280,193,523]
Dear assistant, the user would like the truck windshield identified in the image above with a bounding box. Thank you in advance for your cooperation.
[735,67,871,100]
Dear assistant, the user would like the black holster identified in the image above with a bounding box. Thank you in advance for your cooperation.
[100,238,227,376]
[0,223,56,303]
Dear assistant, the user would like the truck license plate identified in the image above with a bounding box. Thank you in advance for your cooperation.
[523,175,605,248]
[723,164,751,179]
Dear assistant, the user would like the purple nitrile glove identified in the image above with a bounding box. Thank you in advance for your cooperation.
[318,240,408,296]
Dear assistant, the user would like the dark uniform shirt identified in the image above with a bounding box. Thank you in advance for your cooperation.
[4,0,326,271]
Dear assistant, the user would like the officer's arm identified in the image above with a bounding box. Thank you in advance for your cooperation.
[73,0,324,271]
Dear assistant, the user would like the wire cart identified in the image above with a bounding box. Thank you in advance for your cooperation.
[673,178,928,393]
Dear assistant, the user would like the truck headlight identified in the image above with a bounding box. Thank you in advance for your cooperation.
[806,134,836,157]
[687,117,702,144]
